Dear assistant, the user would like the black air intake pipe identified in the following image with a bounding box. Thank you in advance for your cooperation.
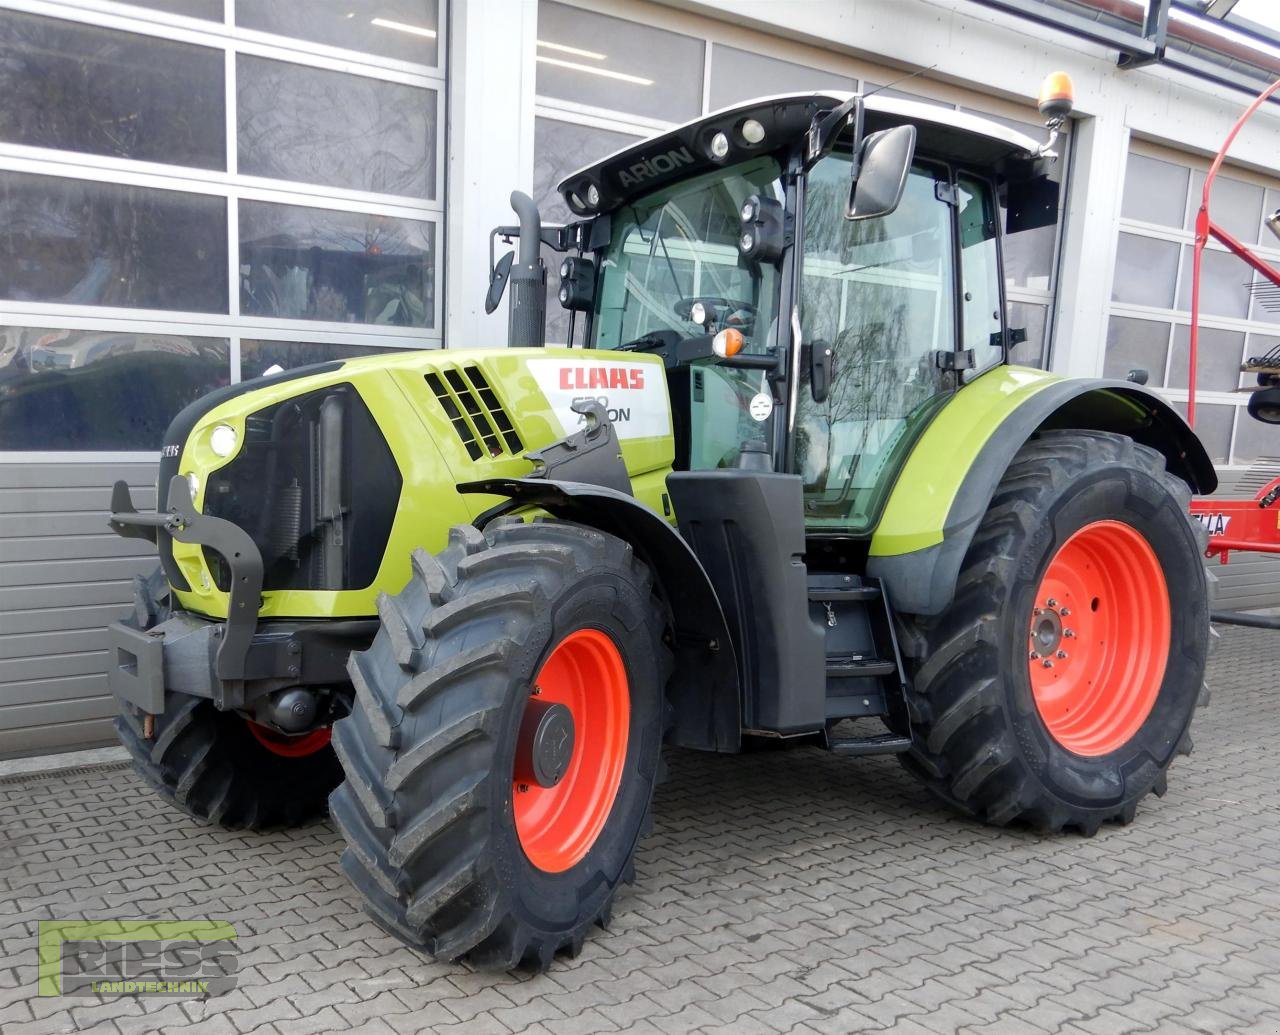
[508,191,547,348]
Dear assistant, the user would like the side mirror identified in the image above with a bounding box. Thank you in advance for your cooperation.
[847,125,916,222]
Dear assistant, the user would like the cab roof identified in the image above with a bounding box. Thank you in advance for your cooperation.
[557,91,1044,217]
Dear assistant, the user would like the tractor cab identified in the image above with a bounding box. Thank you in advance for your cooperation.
[497,91,1060,546]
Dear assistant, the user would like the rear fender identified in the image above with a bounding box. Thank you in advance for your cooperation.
[459,477,741,752]
[868,367,1216,616]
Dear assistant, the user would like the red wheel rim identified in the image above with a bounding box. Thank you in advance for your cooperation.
[246,720,332,758]
[514,629,630,873]
[1028,519,1171,757]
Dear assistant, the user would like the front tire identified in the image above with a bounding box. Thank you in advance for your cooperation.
[898,431,1209,834]
[329,519,670,969]
[117,695,341,829]
[114,567,341,830]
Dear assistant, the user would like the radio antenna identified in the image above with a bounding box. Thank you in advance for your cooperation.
[863,64,938,98]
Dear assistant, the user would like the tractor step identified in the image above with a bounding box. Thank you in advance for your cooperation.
[827,732,912,756]
[825,693,886,719]
[809,572,914,747]
[826,656,897,678]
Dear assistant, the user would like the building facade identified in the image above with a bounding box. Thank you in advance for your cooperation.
[1,0,1277,756]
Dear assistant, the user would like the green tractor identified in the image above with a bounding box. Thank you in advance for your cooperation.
[107,80,1214,969]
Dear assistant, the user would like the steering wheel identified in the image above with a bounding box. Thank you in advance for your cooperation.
[673,296,757,329]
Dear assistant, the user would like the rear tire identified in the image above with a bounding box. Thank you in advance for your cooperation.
[897,431,1209,834]
[329,519,670,969]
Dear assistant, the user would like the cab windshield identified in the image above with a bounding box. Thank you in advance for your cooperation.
[591,156,784,355]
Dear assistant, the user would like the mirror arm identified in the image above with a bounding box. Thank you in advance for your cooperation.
[805,93,865,167]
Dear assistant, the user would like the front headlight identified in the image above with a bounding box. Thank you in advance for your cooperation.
[209,423,238,457]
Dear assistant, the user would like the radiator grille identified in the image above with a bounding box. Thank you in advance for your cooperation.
[426,366,523,460]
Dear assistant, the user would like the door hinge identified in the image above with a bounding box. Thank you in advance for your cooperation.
[934,180,958,206]
[934,348,976,371]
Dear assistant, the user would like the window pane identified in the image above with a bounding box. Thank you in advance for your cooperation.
[1103,317,1169,387]
[534,118,641,345]
[1233,405,1280,465]
[236,0,439,66]
[1111,233,1178,308]
[1188,171,1263,245]
[238,57,436,199]
[239,201,435,327]
[1168,324,1243,394]
[536,1,703,122]
[0,10,225,169]
[0,326,228,450]
[1008,301,1048,368]
[128,0,222,19]
[1001,142,1064,292]
[1121,153,1188,227]
[0,171,228,313]
[957,173,1002,371]
[1177,245,1250,319]
[239,339,418,380]
[709,45,853,111]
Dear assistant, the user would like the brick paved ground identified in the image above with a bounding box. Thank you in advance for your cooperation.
[2,623,1279,1034]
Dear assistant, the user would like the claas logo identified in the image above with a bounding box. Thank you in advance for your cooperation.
[558,367,646,391]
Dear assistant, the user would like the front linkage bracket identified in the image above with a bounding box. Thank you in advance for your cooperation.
[523,399,632,495]
[109,476,264,681]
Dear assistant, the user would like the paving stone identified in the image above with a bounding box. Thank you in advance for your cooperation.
[1,625,1277,1033]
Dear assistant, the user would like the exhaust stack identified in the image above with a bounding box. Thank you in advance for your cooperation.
[507,191,547,348]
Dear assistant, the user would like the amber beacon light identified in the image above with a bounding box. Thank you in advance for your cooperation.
[1037,71,1075,122]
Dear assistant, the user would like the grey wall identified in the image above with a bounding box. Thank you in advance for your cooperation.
[0,461,156,758]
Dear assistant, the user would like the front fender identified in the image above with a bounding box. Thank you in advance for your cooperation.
[459,476,741,752]
[868,366,1216,616]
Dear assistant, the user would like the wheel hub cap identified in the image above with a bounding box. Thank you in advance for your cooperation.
[513,629,630,873]
[1028,519,1171,757]
[515,700,576,788]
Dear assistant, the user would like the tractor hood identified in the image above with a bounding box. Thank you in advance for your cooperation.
[158,348,674,620]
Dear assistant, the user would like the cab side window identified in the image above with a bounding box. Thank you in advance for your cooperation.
[957,172,1004,373]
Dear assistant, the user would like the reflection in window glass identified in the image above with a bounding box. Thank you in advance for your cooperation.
[1104,317,1169,387]
[238,57,436,199]
[1176,246,1250,319]
[957,173,1002,371]
[129,0,222,19]
[236,0,439,66]
[1168,324,1244,394]
[1121,153,1189,227]
[239,201,435,327]
[708,45,853,111]
[534,118,640,345]
[0,326,228,450]
[0,171,228,313]
[797,155,953,533]
[239,339,417,381]
[536,1,703,122]
[1233,404,1280,464]
[1111,233,1179,309]
[1008,301,1048,368]
[1189,170,1263,245]
[0,10,225,169]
